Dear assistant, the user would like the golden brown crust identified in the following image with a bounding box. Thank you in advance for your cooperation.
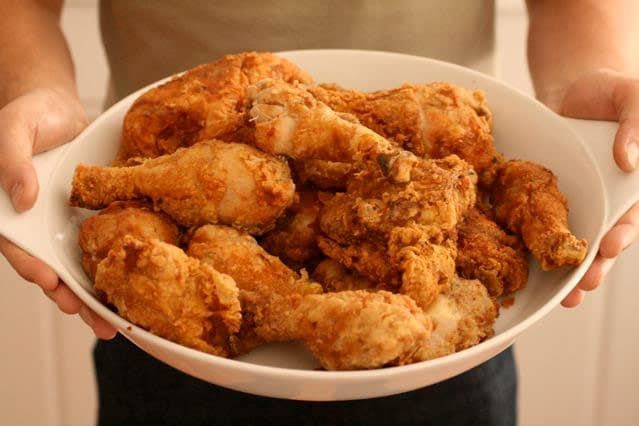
[79,201,180,281]
[71,140,296,233]
[490,160,588,270]
[456,207,529,296]
[117,52,313,163]
[94,237,241,356]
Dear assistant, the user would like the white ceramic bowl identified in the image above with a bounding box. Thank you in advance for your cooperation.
[1,50,638,401]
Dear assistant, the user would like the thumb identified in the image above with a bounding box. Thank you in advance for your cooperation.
[0,121,39,212]
[0,90,88,212]
[560,69,639,172]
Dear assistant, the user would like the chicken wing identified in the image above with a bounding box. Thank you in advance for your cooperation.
[309,82,501,187]
[490,160,588,270]
[94,236,241,356]
[78,201,180,281]
[70,140,296,233]
[117,52,312,163]
[456,206,529,296]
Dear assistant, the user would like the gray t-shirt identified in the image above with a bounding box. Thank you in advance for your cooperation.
[100,0,496,102]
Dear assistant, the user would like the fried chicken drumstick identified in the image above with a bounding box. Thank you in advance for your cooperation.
[309,82,502,187]
[187,224,432,369]
[248,78,398,164]
[490,160,588,270]
[70,140,295,233]
[117,52,312,163]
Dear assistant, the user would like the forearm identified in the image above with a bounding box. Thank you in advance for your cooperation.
[526,0,639,108]
[0,0,78,106]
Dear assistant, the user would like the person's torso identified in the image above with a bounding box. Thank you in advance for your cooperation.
[99,0,496,102]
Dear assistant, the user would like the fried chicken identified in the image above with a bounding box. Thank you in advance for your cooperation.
[94,236,241,356]
[490,160,588,270]
[186,224,322,355]
[70,140,296,233]
[186,224,432,369]
[259,190,324,271]
[256,290,432,370]
[316,155,474,309]
[78,201,180,281]
[413,276,498,361]
[456,206,529,296]
[117,52,312,163]
[319,155,477,245]
[248,78,398,165]
[309,82,502,187]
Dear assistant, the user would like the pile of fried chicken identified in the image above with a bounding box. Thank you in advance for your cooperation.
[70,52,588,370]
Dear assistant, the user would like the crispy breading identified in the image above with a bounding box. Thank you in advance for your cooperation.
[70,140,295,233]
[78,201,180,280]
[491,160,588,270]
[117,52,312,163]
[94,236,241,356]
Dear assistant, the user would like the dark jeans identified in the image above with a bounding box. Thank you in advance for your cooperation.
[94,334,517,426]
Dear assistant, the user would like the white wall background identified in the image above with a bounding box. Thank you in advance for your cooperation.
[1,1,637,425]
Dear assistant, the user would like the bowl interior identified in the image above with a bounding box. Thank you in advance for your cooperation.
[40,50,607,395]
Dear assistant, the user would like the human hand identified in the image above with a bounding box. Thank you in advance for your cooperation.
[0,88,116,338]
[540,69,639,307]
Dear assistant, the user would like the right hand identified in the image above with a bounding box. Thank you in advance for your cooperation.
[0,88,116,339]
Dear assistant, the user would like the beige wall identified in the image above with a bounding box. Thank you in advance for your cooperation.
[1,1,637,425]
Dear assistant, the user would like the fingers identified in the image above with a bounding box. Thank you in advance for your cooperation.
[562,256,612,307]
[561,287,585,308]
[0,116,39,212]
[43,284,83,314]
[0,90,88,212]
[42,283,118,340]
[79,306,118,340]
[0,235,58,290]
[611,80,639,172]
[599,201,639,258]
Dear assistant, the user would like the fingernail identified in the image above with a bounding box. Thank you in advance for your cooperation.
[10,182,23,208]
[79,305,95,327]
[627,136,639,169]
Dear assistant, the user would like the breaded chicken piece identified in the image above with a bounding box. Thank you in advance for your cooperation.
[117,52,312,163]
[186,224,322,355]
[186,225,432,369]
[248,78,398,164]
[319,155,477,245]
[94,236,241,356]
[414,276,498,361]
[317,227,456,310]
[78,201,180,281]
[490,160,588,270]
[456,207,529,296]
[70,140,295,233]
[309,82,502,187]
[256,290,432,370]
[260,190,323,271]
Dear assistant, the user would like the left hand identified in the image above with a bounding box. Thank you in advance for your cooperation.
[543,68,639,307]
